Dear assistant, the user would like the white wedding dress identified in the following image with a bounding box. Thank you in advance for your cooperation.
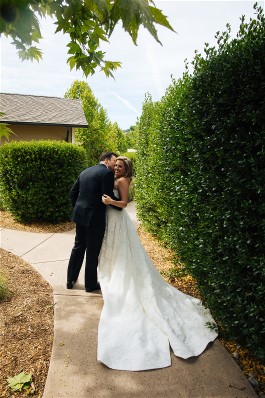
[98,193,218,371]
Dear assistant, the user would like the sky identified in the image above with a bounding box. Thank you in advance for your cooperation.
[1,1,264,130]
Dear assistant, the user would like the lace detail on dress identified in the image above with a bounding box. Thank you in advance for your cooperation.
[113,188,119,199]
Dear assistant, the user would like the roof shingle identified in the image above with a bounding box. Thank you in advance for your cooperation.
[0,93,88,127]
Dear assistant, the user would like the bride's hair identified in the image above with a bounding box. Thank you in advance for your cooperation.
[116,156,133,182]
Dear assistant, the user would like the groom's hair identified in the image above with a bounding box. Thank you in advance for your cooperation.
[100,152,118,161]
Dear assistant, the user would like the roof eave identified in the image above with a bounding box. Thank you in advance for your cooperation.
[0,121,88,128]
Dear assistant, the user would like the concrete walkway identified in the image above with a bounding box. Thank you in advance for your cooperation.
[0,202,257,398]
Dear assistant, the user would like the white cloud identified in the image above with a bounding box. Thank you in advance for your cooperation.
[107,90,140,115]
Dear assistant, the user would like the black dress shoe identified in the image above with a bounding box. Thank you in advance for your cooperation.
[66,281,76,289]
[86,282,101,292]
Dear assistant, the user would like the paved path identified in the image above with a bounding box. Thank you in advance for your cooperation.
[0,202,257,398]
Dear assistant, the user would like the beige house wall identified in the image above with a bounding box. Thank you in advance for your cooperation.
[1,124,76,145]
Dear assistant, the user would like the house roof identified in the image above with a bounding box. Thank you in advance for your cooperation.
[0,93,88,127]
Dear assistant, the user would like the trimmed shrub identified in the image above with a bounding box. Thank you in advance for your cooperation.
[177,7,265,358]
[136,76,193,241]
[136,4,265,359]
[135,94,164,231]
[0,140,87,223]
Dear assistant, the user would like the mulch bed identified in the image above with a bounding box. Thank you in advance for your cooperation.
[0,248,54,397]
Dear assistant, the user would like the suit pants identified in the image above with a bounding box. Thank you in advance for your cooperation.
[67,221,105,290]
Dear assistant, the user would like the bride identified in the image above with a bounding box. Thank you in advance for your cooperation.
[98,156,218,371]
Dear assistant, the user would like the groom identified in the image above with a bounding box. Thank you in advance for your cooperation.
[67,152,120,292]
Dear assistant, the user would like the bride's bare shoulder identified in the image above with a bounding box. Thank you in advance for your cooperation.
[116,177,129,187]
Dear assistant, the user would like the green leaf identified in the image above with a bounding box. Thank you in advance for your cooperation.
[101,60,121,77]
[7,372,32,392]
[0,122,15,141]
[109,0,174,45]
[18,46,42,62]
[92,25,109,42]
[110,0,151,44]
[149,6,175,32]
[27,46,43,61]
[84,0,110,22]
[67,41,82,55]
[67,55,77,70]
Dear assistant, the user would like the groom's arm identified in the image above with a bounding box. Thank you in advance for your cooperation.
[70,177,80,207]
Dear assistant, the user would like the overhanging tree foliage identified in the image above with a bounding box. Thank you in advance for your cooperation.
[0,0,174,77]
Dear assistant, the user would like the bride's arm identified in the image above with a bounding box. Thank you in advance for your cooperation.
[102,177,129,208]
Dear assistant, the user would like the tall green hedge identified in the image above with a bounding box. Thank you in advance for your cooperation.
[135,94,163,230]
[136,4,265,359]
[0,140,87,223]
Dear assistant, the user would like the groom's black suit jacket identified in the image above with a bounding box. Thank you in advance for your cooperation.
[70,163,118,227]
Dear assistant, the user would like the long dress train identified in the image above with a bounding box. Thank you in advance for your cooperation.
[97,199,218,371]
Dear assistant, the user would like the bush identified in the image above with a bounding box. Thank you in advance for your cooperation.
[176,5,265,358]
[0,140,87,223]
[126,177,135,202]
[136,4,265,359]
[135,94,163,231]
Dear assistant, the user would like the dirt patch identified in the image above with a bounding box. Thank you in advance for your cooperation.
[0,210,75,233]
